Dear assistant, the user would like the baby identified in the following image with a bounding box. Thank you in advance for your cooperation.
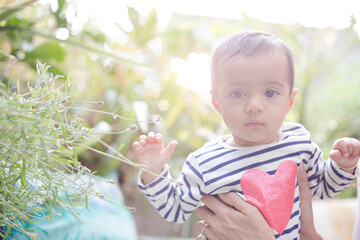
[133,31,360,239]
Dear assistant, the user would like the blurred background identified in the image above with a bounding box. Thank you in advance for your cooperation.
[1,0,360,239]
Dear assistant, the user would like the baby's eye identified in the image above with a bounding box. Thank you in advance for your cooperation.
[230,90,246,98]
[264,90,279,98]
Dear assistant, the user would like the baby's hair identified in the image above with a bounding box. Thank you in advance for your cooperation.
[211,30,294,93]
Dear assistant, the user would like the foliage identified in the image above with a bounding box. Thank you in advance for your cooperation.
[0,61,147,239]
[0,61,88,238]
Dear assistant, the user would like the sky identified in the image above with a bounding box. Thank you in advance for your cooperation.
[41,0,360,94]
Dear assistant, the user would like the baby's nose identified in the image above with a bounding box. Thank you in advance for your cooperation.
[246,96,264,113]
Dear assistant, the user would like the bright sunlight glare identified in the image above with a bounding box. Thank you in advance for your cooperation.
[171,53,211,94]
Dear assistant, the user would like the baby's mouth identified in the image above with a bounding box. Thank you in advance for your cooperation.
[245,120,264,127]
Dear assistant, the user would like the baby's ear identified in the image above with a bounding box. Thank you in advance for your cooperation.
[287,88,298,112]
[210,90,221,113]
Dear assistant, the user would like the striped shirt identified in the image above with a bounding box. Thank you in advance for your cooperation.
[138,122,359,239]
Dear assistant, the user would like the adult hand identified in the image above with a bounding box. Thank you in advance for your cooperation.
[195,162,323,240]
[195,193,275,240]
[297,163,323,240]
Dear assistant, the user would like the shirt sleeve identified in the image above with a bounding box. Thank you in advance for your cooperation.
[305,142,359,199]
[137,153,206,223]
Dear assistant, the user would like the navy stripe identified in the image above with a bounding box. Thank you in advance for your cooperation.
[205,151,310,186]
[310,151,322,172]
[310,147,318,159]
[157,202,166,211]
[282,126,302,133]
[209,179,240,194]
[330,161,357,181]
[308,173,320,182]
[327,168,353,187]
[282,134,309,142]
[311,185,319,197]
[183,175,198,203]
[198,183,206,196]
[157,187,175,211]
[322,173,330,198]
[274,223,299,239]
[302,158,308,165]
[194,146,224,158]
[155,182,170,196]
[185,161,203,182]
[164,204,173,219]
[138,169,169,190]
[199,149,237,166]
[290,209,300,219]
[179,191,198,208]
[183,209,194,214]
[203,141,311,174]
[174,205,181,222]
[203,141,220,149]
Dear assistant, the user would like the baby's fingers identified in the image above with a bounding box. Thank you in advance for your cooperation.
[155,133,164,143]
[329,149,342,161]
[331,138,360,159]
[139,134,147,145]
[341,138,360,158]
[351,139,360,158]
[332,138,352,157]
[132,141,141,151]
[147,132,156,143]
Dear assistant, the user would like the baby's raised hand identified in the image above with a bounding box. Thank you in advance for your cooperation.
[133,132,177,183]
[329,137,360,173]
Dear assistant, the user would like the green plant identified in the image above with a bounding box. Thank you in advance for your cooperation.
[0,61,150,239]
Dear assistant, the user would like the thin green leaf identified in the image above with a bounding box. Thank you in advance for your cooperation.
[21,158,28,190]
[85,194,90,212]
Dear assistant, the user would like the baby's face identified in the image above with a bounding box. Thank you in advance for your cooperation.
[212,50,296,147]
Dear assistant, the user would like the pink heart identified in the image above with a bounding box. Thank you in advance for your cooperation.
[240,160,297,235]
